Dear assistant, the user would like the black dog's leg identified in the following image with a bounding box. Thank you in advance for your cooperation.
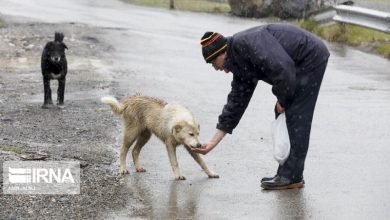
[57,78,66,105]
[42,76,53,108]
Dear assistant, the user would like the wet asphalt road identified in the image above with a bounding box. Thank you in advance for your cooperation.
[1,0,390,219]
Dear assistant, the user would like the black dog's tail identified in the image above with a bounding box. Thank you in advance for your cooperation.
[54,32,64,42]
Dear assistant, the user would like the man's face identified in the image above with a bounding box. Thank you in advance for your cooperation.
[211,53,229,73]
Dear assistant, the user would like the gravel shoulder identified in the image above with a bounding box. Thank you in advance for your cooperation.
[0,21,135,219]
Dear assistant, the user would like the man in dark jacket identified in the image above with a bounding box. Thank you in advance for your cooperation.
[192,24,330,190]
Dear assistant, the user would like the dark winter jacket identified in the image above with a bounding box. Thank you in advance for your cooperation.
[217,24,330,134]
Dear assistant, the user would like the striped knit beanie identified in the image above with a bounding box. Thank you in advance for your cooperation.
[200,32,227,63]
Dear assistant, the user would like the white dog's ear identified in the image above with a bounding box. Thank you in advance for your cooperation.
[173,124,182,134]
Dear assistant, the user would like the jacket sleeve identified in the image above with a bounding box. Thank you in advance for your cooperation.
[244,30,297,108]
[217,74,258,134]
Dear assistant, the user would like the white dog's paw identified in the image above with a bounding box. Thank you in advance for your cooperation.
[175,176,186,180]
[120,167,130,175]
[208,173,220,178]
[136,167,146,172]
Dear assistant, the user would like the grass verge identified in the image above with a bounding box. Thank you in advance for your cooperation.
[0,145,25,154]
[0,17,5,28]
[122,0,230,13]
[299,19,390,58]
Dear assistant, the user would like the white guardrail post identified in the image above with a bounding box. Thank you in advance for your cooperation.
[333,5,390,33]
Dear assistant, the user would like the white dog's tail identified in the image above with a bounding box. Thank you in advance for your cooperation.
[101,96,124,115]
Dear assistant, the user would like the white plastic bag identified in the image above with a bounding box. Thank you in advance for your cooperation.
[271,113,290,165]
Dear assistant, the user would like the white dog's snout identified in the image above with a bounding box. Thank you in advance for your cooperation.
[186,138,201,148]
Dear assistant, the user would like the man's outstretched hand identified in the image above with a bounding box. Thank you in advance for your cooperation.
[190,142,217,155]
[191,129,226,155]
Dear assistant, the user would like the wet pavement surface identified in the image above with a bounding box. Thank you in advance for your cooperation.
[0,0,389,219]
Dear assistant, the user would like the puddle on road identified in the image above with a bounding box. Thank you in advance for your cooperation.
[348,86,390,91]
[348,86,377,91]
[0,57,40,70]
[9,56,114,104]
[25,89,109,104]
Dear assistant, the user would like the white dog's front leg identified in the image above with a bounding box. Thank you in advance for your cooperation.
[120,146,130,174]
[166,144,185,180]
[185,146,219,178]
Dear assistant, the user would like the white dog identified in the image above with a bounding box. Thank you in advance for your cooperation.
[101,94,219,180]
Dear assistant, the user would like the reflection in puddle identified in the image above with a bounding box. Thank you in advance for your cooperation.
[124,175,207,219]
[264,189,310,220]
[119,175,208,220]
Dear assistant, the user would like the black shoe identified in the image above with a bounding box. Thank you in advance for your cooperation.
[261,175,305,184]
[261,176,304,190]
[261,175,277,183]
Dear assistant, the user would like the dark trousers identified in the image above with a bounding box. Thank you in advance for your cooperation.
[275,60,328,181]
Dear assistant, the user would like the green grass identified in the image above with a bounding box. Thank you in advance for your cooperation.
[299,19,390,58]
[122,0,230,13]
[377,43,390,56]
[0,17,5,28]
[0,145,25,154]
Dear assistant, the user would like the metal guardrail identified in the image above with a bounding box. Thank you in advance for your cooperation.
[313,7,337,24]
[333,5,390,33]
[313,5,390,33]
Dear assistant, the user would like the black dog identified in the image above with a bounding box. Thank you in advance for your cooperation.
[41,32,68,108]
